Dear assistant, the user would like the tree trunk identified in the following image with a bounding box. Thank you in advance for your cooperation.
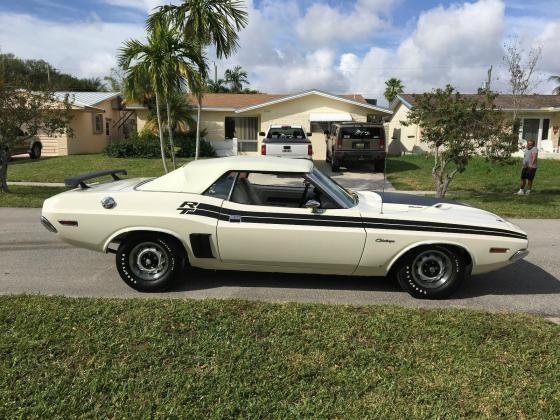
[0,147,9,193]
[154,91,168,174]
[195,93,202,160]
[166,100,176,170]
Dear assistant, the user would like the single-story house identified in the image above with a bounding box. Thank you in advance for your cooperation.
[136,89,392,159]
[40,92,137,156]
[388,93,560,156]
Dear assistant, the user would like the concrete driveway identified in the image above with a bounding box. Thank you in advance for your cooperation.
[1,208,559,316]
[315,160,395,191]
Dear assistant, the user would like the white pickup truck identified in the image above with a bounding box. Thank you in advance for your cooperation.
[259,125,313,159]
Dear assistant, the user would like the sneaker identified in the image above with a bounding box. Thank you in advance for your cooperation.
[525,189,531,195]
[516,189,525,195]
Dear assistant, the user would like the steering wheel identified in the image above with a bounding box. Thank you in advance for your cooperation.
[299,181,310,208]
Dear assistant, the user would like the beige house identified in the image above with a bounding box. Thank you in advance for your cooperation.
[137,89,392,160]
[388,93,560,156]
[41,92,137,156]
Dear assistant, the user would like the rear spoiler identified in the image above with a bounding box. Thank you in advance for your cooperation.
[65,169,127,189]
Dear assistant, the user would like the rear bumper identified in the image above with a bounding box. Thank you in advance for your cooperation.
[334,150,385,163]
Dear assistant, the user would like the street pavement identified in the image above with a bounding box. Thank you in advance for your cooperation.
[1,207,559,316]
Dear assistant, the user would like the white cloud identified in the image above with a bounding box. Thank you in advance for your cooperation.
[101,0,172,13]
[0,12,145,78]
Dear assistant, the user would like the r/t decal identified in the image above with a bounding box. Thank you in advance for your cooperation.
[177,201,199,214]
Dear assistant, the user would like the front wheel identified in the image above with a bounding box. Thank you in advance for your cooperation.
[395,246,466,299]
[116,234,184,292]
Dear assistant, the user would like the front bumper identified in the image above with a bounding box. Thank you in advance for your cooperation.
[510,249,529,262]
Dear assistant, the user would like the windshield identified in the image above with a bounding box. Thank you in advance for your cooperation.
[310,167,357,208]
[267,127,306,140]
[341,126,384,139]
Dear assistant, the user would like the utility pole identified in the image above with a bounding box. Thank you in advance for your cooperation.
[486,65,492,92]
[213,62,217,83]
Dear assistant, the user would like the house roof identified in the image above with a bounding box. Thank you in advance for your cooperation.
[396,93,560,111]
[187,89,391,114]
[54,91,121,109]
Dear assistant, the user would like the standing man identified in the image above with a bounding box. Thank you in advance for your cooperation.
[517,139,538,195]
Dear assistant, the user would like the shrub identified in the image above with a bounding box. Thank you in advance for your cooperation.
[104,132,170,158]
[175,131,216,158]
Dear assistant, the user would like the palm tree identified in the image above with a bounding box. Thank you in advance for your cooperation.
[206,78,229,93]
[119,20,202,172]
[550,75,560,95]
[149,0,248,159]
[224,66,249,92]
[384,78,404,104]
[144,92,197,134]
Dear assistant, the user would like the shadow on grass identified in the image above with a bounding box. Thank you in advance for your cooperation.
[8,155,56,166]
[385,158,421,173]
[172,260,560,298]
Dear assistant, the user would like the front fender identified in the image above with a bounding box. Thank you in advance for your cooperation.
[384,240,477,275]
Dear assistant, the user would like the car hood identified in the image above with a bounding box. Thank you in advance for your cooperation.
[355,190,526,237]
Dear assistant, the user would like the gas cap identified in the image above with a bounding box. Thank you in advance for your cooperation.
[101,196,116,209]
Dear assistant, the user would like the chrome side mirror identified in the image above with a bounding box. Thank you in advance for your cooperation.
[305,199,321,213]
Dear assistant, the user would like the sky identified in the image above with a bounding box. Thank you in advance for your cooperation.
[0,0,559,105]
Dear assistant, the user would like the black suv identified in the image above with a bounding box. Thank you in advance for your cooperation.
[325,122,386,172]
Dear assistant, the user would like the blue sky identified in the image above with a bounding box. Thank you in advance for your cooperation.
[0,0,558,102]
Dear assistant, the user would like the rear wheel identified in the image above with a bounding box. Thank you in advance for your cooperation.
[331,156,340,172]
[395,245,466,299]
[374,158,385,172]
[29,143,41,159]
[116,233,184,292]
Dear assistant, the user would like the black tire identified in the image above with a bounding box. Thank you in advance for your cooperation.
[395,245,466,299]
[116,233,184,292]
[374,158,385,172]
[29,143,42,159]
[331,157,340,172]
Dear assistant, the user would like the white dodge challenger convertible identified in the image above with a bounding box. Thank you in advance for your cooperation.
[41,156,529,299]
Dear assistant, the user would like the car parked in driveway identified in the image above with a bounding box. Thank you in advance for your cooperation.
[326,122,386,172]
[259,125,313,159]
[8,129,43,159]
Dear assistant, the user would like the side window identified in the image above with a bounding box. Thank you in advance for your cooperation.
[204,172,238,199]
[230,172,310,208]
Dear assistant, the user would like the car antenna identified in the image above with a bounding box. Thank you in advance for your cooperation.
[380,153,387,214]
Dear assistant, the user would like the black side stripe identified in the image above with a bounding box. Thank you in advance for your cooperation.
[188,203,527,240]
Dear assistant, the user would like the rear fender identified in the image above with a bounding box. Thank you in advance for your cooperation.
[103,227,190,254]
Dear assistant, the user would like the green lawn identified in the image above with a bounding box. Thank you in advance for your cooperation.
[386,154,560,192]
[8,154,194,183]
[387,155,560,218]
[0,186,67,208]
[0,296,558,418]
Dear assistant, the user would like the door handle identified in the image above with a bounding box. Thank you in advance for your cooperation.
[229,215,242,223]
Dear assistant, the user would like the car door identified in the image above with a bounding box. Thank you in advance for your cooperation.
[215,171,366,275]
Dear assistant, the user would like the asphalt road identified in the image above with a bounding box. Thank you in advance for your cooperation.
[1,208,559,316]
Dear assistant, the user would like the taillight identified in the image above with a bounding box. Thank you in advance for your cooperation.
[261,144,266,155]
[308,144,313,156]
[379,136,385,148]
[337,137,342,149]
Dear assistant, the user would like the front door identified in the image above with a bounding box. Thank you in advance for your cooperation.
[215,171,366,275]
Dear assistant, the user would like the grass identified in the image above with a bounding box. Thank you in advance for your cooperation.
[386,154,560,192]
[387,155,560,218]
[0,186,67,208]
[1,296,559,418]
[7,154,194,183]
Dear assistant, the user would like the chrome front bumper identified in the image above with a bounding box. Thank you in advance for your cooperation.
[510,249,529,262]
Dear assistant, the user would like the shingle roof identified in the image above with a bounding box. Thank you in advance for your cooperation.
[397,93,560,110]
[187,91,370,109]
[54,92,120,108]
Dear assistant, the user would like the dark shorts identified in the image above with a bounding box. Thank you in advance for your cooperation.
[521,167,537,181]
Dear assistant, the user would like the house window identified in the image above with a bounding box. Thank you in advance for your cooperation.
[542,119,550,140]
[93,114,103,134]
[224,116,258,152]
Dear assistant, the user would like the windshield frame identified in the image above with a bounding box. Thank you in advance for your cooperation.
[307,167,357,209]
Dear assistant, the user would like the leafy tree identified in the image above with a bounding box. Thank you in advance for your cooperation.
[224,65,249,93]
[206,78,229,93]
[0,53,107,91]
[103,67,125,92]
[549,75,560,95]
[384,78,404,103]
[403,85,517,198]
[119,20,203,172]
[149,0,248,159]
[0,81,72,192]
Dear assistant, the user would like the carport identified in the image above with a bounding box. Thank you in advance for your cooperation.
[309,112,353,160]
